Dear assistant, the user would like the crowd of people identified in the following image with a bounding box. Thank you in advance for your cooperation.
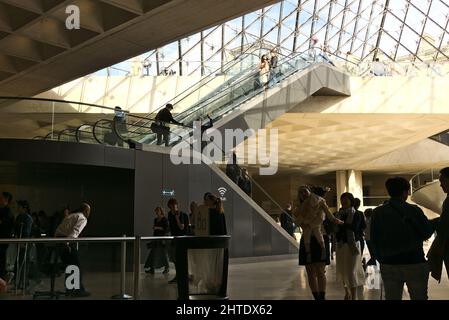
[225,152,252,197]
[0,188,228,297]
[0,194,91,297]
[143,192,227,293]
[292,168,449,300]
[1,165,448,300]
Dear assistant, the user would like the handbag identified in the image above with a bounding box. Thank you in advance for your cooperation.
[150,122,161,133]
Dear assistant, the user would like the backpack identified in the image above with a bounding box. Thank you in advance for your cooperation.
[150,122,161,133]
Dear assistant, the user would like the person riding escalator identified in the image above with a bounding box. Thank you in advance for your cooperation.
[153,104,184,147]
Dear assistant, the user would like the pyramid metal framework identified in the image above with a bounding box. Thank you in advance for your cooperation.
[124,0,449,77]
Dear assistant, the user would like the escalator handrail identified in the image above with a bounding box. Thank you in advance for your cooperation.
[124,45,302,132]
[92,117,190,146]
[57,128,78,141]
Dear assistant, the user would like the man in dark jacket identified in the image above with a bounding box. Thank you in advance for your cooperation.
[0,191,14,280]
[371,177,434,300]
[155,103,183,146]
[166,198,190,284]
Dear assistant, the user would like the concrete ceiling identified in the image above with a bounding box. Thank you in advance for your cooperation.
[241,113,449,175]
[0,0,278,97]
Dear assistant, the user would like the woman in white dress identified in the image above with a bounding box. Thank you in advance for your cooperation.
[335,192,366,300]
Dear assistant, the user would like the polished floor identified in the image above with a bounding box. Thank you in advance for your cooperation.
[2,239,448,300]
[3,258,448,300]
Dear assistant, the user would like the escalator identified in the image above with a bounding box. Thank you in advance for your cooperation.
[410,131,449,215]
[110,49,350,147]
[410,169,445,216]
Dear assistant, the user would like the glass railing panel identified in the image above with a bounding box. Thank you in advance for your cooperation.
[58,129,78,142]
[2,240,126,300]
[0,97,115,145]
[139,238,177,299]
[1,236,234,300]
[92,119,131,148]
[410,168,440,193]
[76,124,97,145]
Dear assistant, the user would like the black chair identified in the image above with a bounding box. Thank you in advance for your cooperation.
[174,236,230,300]
[33,245,66,300]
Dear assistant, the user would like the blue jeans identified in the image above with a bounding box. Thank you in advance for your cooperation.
[380,262,429,300]
[268,68,279,87]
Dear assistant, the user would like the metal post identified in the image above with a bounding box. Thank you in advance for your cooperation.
[22,243,28,296]
[111,235,132,299]
[51,101,55,140]
[373,0,390,61]
[133,236,141,300]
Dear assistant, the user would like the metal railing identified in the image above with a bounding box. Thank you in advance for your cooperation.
[0,235,235,300]
[410,168,440,193]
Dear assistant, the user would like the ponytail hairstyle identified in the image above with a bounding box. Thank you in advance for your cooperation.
[206,193,224,214]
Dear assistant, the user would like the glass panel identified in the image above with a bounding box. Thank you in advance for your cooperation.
[5,241,125,299]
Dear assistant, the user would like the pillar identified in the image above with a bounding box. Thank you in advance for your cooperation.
[336,170,364,209]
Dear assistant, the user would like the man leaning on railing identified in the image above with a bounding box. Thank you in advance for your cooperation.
[55,202,91,297]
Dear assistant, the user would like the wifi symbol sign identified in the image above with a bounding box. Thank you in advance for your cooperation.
[218,187,227,198]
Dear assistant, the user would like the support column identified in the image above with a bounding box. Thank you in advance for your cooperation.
[336,170,364,209]
[336,170,348,209]
[348,170,364,207]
